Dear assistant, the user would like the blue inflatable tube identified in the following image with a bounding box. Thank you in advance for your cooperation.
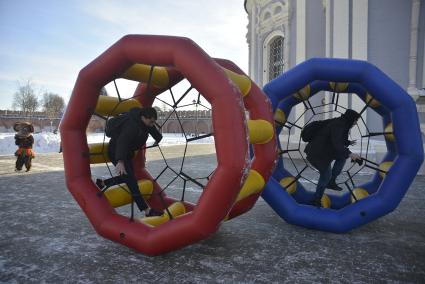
[262,58,423,233]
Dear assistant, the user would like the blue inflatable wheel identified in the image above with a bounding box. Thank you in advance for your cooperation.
[262,58,423,233]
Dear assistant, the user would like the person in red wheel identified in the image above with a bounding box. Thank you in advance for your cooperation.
[96,107,163,217]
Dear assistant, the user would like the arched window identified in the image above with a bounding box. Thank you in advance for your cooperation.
[269,36,284,81]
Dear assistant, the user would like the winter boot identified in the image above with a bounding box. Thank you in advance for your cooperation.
[327,178,343,191]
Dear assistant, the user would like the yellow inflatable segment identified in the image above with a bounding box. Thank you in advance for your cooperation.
[104,179,153,208]
[247,119,274,144]
[88,143,111,164]
[222,67,251,97]
[384,123,395,142]
[321,194,331,208]
[279,176,297,195]
[293,85,311,100]
[121,64,169,88]
[379,161,393,179]
[88,143,138,164]
[139,202,186,227]
[350,188,369,203]
[365,93,380,108]
[95,96,141,117]
[329,82,349,92]
[236,170,266,202]
[274,108,286,125]
[223,170,265,221]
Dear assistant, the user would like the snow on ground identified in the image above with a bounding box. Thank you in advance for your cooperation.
[0,132,214,156]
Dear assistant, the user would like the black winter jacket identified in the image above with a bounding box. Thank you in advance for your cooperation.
[304,116,352,172]
[108,108,162,163]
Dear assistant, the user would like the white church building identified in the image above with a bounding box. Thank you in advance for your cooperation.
[244,0,425,136]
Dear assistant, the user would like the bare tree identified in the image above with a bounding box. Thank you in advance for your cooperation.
[42,93,65,131]
[12,80,39,117]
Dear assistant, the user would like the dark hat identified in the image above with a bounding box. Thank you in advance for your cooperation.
[342,109,360,125]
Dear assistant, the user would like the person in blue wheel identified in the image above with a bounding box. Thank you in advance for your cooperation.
[304,109,362,207]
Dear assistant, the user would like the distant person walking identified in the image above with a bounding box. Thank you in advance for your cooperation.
[14,122,35,172]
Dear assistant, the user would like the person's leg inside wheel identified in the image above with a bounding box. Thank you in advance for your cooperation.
[121,160,148,213]
[313,166,332,206]
[308,158,332,207]
[101,175,125,189]
[327,158,346,191]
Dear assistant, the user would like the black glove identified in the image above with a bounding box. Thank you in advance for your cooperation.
[351,158,363,166]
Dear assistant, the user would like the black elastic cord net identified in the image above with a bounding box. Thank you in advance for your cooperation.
[277,90,390,204]
[90,67,215,220]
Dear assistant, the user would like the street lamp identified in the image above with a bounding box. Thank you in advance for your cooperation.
[192,99,198,136]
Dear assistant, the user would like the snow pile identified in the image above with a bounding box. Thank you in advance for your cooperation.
[0,133,17,155]
[0,132,61,155]
[0,132,214,156]
[34,132,62,153]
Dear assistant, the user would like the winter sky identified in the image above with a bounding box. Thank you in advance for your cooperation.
[0,0,248,110]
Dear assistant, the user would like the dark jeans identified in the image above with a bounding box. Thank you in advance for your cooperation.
[103,159,148,212]
[311,158,346,202]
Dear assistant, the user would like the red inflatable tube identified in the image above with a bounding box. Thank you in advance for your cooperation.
[62,35,249,255]
[214,58,277,219]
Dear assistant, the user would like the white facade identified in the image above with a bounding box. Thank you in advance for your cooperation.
[245,0,425,136]
[246,0,290,86]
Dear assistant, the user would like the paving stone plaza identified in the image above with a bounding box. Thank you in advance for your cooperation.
[1,146,424,283]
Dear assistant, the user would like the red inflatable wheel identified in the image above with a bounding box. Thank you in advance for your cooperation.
[61,35,276,255]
